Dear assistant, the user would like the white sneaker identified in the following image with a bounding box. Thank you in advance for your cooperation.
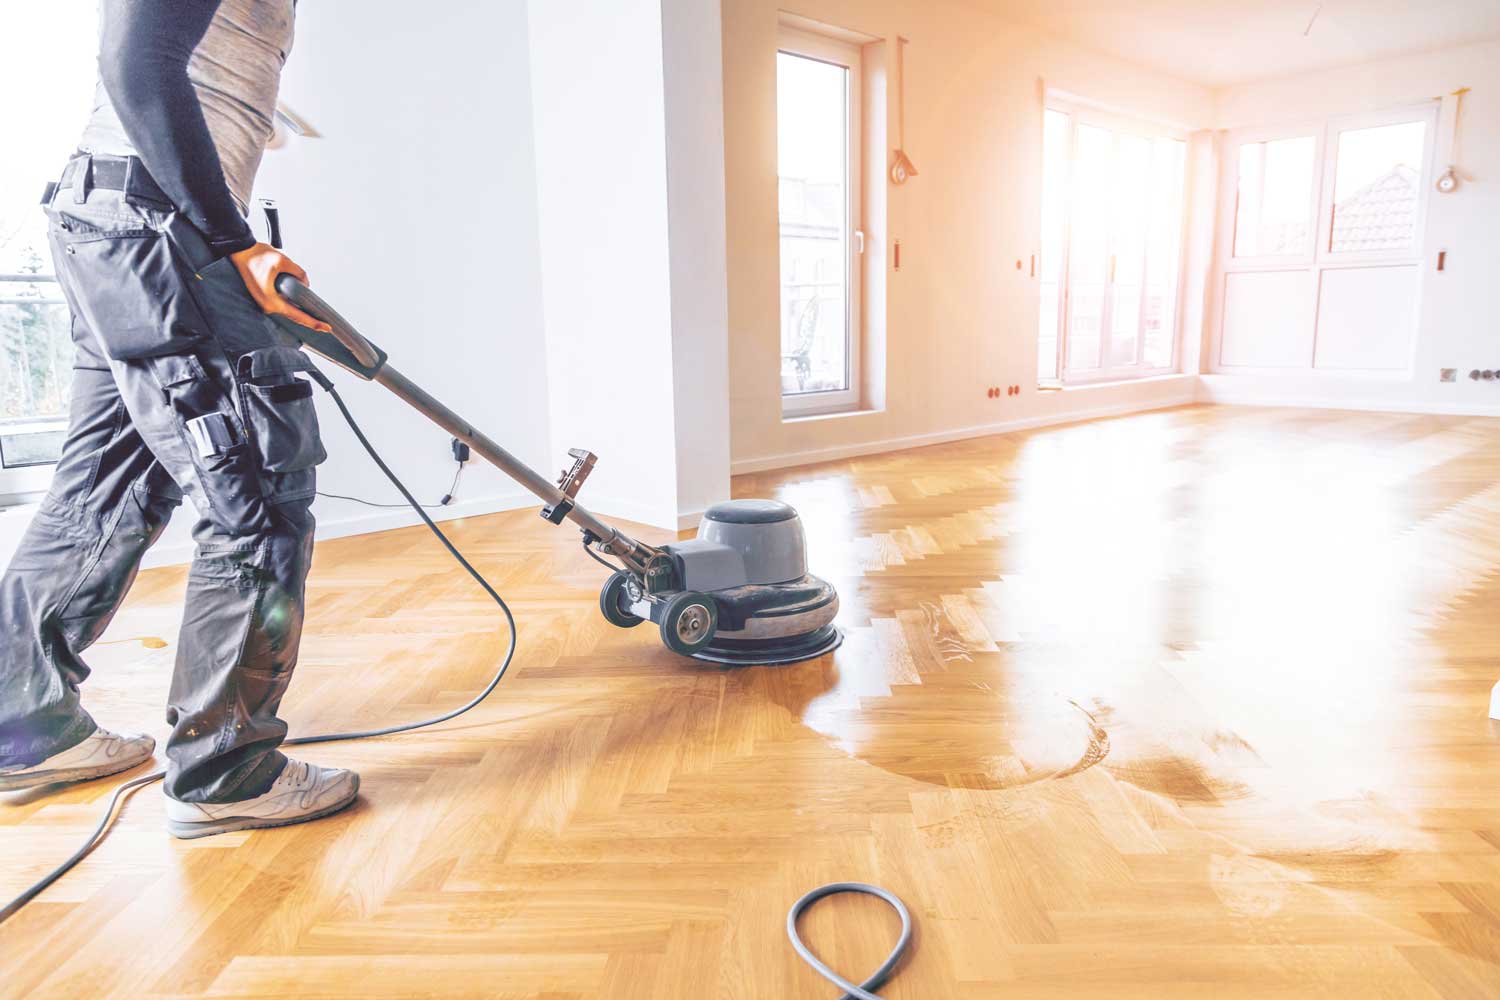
[165,758,360,839]
[0,728,156,792]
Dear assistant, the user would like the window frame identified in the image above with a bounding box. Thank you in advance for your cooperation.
[1211,102,1439,375]
[1039,99,1190,387]
[1227,125,1325,267]
[776,26,863,417]
[0,270,72,505]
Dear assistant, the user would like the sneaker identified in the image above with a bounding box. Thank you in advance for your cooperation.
[0,728,156,792]
[165,758,360,839]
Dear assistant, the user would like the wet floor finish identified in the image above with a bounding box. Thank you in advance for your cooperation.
[5,403,1500,997]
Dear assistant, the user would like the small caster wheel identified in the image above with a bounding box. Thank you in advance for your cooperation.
[659,591,718,656]
[600,571,644,628]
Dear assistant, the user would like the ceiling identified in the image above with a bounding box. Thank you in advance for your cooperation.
[991,0,1500,88]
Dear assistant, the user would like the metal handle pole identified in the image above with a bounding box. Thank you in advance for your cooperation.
[270,276,653,570]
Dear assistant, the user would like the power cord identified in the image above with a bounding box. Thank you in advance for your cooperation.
[317,442,466,510]
[0,383,516,925]
[786,882,914,999]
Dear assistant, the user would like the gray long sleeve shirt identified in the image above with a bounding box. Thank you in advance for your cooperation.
[78,0,296,257]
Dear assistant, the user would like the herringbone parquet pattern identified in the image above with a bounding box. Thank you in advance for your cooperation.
[4,403,1500,998]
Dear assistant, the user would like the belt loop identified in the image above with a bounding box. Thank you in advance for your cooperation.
[72,154,92,204]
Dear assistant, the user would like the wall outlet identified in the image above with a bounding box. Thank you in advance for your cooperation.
[1440,368,1457,382]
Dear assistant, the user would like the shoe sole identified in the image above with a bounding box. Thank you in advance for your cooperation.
[0,747,156,792]
[167,776,360,840]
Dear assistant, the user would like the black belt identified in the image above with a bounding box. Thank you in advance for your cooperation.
[50,153,170,207]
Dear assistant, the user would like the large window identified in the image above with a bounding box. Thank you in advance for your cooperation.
[1,1,98,497]
[1215,106,1435,373]
[777,28,861,415]
[1037,103,1186,384]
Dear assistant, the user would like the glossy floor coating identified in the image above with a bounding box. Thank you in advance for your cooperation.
[4,403,1500,998]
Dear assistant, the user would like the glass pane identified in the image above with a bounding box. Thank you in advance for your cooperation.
[1066,124,1113,373]
[0,278,74,468]
[1037,109,1070,381]
[777,50,849,397]
[1109,134,1152,368]
[1233,136,1315,257]
[1329,121,1426,253]
[1143,138,1186,369]
[1,1,95,469]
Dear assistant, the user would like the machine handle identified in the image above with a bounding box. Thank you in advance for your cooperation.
[273,273,387,377]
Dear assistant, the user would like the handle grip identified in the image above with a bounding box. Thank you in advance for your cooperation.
[273,273,387,378]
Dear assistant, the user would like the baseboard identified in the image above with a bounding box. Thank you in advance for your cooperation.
[139,490,534,569]
[730,391,1198,475]
[1198,378,1500,417]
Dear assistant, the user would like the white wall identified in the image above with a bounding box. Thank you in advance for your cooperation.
[662,0,733,521]
[2,0,554,569]
[1202,39,1500,416]
[527,0,731,529]
[721,0,1216,474]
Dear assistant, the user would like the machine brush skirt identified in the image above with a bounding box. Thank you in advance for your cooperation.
[690,574,843,666]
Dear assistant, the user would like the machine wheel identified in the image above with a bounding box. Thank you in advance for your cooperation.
[600,571,644,628]
[659,591,718,656]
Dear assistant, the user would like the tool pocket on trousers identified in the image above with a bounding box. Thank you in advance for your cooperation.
[237,347,327,474]
[50,221,208,361]
[149,354,272,537]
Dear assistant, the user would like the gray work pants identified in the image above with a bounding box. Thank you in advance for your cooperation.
[0,155,327,802]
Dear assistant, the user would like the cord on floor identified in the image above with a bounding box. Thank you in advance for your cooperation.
[0,383,516,925]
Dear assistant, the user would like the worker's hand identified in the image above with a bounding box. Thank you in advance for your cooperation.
[228,243,333,334]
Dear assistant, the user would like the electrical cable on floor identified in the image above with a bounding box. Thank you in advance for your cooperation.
[786,882,914,1000]
[0,383,516,925]
[317,457,464,510]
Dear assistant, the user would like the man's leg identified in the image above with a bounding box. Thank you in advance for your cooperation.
[103,281,325,804]
[0,323,180,775]
[38,173,351,826]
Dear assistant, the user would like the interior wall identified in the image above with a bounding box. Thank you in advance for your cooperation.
[1202,38,1500,415]
[721,0,1215,473]
[662,0,735,523]
[528,0,733,531]
[158,0,550,567]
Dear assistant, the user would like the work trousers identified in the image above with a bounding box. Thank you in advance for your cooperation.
[0,154,326,802]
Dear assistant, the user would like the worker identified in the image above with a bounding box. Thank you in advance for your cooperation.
[0,0,359,839]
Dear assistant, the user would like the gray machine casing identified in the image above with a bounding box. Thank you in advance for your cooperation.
[671,499,808,591]
[628,500,842,665]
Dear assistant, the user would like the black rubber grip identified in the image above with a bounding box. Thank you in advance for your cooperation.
[272,274,388,380]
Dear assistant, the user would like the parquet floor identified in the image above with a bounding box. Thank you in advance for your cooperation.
[5,403,1500,998]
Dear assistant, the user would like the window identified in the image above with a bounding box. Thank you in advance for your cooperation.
[1233,136,1316,258]
[1328,121,1426,254]
[1214,107,1435,373]
[777,28,861,415]
[1037,103,1187,384]
[1,1,98,497]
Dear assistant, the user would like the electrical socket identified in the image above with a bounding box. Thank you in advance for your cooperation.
[451,438,471,463]
[1440,368,1457,382]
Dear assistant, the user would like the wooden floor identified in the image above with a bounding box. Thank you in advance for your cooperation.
[5,403,1500,998]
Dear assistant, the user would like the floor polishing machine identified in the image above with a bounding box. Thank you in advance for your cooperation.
[275,276,843,667]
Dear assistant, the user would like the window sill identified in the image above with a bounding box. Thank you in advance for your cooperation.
[1040,372,1191,392]
[782,405,883,425]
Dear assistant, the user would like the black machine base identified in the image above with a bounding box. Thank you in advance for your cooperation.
[689,625,843,667]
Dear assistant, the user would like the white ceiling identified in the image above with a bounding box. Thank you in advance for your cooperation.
[993,0,1500,88]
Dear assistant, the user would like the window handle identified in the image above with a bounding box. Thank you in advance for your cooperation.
[855,230,865,255]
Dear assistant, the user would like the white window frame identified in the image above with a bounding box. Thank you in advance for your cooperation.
[1040,100,1189,386]
[777,26,862,417]
[1210,103,1439,375]
[0,272,71,505]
